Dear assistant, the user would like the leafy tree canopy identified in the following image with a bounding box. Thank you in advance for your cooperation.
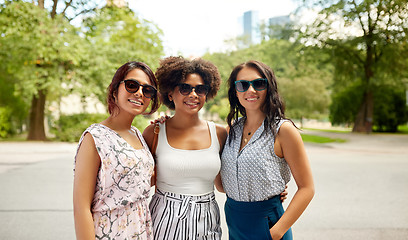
[297,0,408,132]
[203,38,332,121]
[77,5,164,104]
[0,1,164,139]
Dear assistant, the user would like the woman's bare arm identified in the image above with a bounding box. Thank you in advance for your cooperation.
[270,122,315,239]
[214,124,227,193]
[73,133,100,240]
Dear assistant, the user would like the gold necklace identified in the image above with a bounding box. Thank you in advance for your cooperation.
[243,131,252,144]
[243,119,263,144]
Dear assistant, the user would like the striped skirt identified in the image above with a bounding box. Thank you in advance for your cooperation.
[149,189,222,240]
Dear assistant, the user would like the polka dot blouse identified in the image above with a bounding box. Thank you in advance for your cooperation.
[220,117,291,202]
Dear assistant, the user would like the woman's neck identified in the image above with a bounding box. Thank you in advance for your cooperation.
[103,113,134,131]
[244,110,265,128]
[170,112,202,129]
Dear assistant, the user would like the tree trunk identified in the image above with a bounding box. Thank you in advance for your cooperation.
[38,0,44,9]
[352,90,374,133]
[27,89,47,141]
[353,23,375,133]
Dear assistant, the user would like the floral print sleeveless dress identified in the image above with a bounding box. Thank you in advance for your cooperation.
[75,123,154,240]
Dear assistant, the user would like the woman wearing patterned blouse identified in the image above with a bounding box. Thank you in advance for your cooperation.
[220,60,314,240]
[73,61,160,239]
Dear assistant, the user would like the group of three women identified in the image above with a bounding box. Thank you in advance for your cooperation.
[73,56,314,240]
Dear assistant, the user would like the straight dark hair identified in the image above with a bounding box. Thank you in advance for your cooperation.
[226,60,289,144]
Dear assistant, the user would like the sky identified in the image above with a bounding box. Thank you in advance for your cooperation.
[128,0,299,57]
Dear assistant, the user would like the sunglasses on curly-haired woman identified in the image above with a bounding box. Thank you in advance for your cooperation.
[177,83,210,96]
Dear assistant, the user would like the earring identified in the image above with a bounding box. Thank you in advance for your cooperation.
[168,95,173,101]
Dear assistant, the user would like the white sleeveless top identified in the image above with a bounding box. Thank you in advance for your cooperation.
[155,121,221,196]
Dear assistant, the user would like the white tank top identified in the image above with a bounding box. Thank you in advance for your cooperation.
[155,121,221,196]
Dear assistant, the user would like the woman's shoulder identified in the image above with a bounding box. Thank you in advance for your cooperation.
[277,120,301,142]
[76,124,104,155]
[85,123,106,133]
[205,121,227,149]
[206,121,227,135]
[79,123,104,139]
[278,119,297,130]
[143,123,156,135]
[214,123,227,139]
[142,123,161,148]
[80,124,117,148]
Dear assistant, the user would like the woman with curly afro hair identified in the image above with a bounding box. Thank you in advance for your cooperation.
[143,56,227,240]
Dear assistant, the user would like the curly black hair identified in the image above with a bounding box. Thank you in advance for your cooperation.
[226,60,290,143]
[155,56,221,110]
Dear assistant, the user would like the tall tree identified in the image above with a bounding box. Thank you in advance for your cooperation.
[0,1,87,140]
[79,5,163,104]
[0,1,163,140]
[203,38,332,122]
[299,0,408,132]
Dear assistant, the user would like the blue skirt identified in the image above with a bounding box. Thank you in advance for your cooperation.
[225,195,293,240]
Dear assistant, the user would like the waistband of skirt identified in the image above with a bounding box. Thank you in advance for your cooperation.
[92,196,149,213]
[226,195,281,213]
[155,189,216,203]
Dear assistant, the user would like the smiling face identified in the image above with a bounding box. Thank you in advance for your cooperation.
[116,68,152,117]
[170,73,206,115]
[235,66,267,112]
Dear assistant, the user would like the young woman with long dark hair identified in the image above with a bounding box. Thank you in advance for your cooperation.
[221,60,314,240]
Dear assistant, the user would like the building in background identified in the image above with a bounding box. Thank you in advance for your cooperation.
[242,11,293,44]
[243,10,261,44]
[267,15,293,40]
[268,15,291,27]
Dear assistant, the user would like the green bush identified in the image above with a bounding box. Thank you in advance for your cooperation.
[132,115,150,132]
[52,113,151,142]
[209,98,230,122]
[51,113,108,142]
[0,107,11,138]
[330,83,408,132]
[373,86,408,132]
[329,82,363,126]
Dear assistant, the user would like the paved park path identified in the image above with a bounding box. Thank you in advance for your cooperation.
[0,131,407,239]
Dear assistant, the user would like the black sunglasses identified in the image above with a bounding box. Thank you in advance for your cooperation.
[234,78,268,92]
[121,79,157,99]
[177,83,210,96]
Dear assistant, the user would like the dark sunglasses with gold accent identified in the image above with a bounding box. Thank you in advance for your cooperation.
[121,79,157,99]
[177,83,210,96]
[235,78,268,92]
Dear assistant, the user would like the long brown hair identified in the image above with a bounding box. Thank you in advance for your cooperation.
[226,60,287,143]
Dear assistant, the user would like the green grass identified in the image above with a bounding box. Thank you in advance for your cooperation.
[0,135,27,142]
[302,128,351,133]
[397,125,408,134]
[301,133,347,144]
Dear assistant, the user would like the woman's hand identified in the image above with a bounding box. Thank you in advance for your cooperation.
[280,185,288,202]
[270,228,284,240]
[150,115,170,125]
